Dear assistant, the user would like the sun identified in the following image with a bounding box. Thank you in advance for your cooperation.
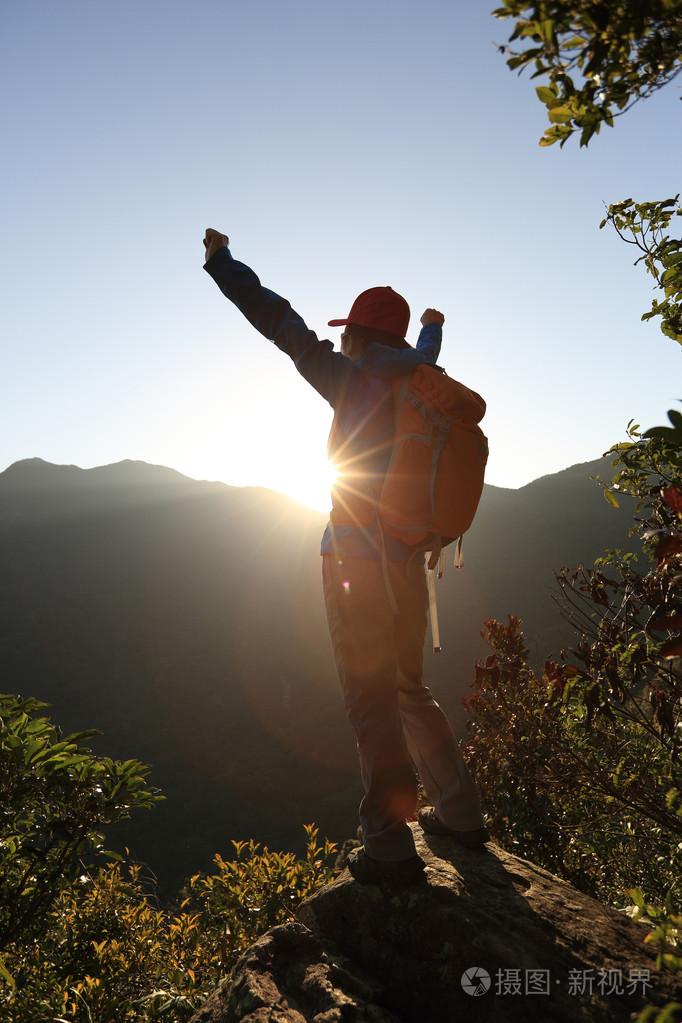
[249,453,337,513]
[182,389,339,514]
[279,459,337,513]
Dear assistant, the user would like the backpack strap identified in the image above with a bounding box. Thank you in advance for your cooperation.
[426,533,442,570]
[375,511,400,616]
[426,558,442,654]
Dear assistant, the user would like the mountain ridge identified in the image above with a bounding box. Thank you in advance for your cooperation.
[0,450,638,893]
[1,457,210,491]
[1,452,615,501]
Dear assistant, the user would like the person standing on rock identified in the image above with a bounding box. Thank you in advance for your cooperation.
[202,228,489,884]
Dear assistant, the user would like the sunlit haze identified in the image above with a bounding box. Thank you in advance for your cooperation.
[2,2,680,511]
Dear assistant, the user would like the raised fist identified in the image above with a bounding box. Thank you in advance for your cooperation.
[420,308,445,326]
[203,228,230,263]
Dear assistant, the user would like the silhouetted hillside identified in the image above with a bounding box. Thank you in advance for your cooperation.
[0,456,639,894]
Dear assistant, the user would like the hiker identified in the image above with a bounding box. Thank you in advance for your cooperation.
[202,229,489,884]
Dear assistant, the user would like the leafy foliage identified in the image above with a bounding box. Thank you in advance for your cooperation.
[462,610,681,906]
[627,886,682,973]
[565,404,681,713]
[0,693,163,957]
[180,826,337,965]
[493,1,682,147]
[599,196,682,344]
[0,694,338,1020]
[627,889,682,1022]
[462,407,681,1016]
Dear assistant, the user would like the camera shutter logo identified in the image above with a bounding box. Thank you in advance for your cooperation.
[461,967,491,996]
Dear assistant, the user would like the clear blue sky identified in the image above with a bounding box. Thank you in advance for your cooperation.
[2,0,680,509]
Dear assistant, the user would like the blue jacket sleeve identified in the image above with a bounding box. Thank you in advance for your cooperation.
[415,322,442,364]
[203,246,354,408]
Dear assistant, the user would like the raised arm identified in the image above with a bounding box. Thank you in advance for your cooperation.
[415,308,445,364]
[202,229,354,408]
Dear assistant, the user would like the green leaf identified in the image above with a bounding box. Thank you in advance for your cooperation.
[0,955,15,989]
[507,54,528,71]
[665,788,680,810]
[563,35,586,50]
[627,887,645,909]
[579,123,597,147]
[99,848,124,862]
[535,85,557,104]
[603,488,620,508]
[548,106,573,123]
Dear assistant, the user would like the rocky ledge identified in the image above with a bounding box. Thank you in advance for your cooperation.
[190,824,681,1022]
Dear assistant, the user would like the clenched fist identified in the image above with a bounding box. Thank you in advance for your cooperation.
[203,228,230,263]
[420,308,445,326]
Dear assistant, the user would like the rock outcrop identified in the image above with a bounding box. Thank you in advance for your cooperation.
[190,825,681,1022]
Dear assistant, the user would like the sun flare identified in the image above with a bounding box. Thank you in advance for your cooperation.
[258,457,337,514]
[282,460,337,513]
[187,388,340,515]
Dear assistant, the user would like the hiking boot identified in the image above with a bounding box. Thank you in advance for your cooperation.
[417,806,491,849]
[345,846,426,885]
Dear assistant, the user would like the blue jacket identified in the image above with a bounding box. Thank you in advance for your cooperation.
[204,246,443,560]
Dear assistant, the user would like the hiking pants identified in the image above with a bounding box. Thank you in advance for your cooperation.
[322,553,485,862]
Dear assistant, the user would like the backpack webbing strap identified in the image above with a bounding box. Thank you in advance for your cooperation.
[375,512,400,616]
[430,422,448,520]
[426,560,441,654]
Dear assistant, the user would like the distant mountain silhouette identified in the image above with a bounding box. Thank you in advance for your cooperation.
[0,456,639,895]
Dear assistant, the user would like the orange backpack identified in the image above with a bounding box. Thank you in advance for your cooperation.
[378,363,488,582]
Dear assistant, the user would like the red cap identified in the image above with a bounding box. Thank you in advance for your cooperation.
[328,286,410,340]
